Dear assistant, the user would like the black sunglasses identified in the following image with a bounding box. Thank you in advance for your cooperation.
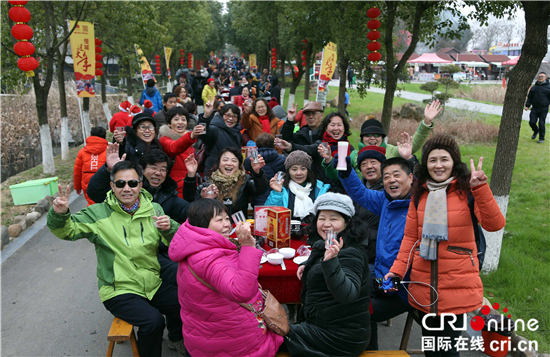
[113,180,140,188]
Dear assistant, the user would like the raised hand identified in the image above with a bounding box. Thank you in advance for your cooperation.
[269,176,283,193]
[113,128,125,143]
[200,184,218,199]
[275,138,292,151]
[191,125,205,139]
[323,237,344,261]
[470,157,487,187]
[424,99,442,125]
[397,132,413,160]
[184,154,198,178]
[243,98,252,114]
[287,102,297,122]
[53,184,71,214]
[318,143,332,163]
[106,143,126,171]
[204,95,214,118]
[251,154,266,173]
[236,222,255,247]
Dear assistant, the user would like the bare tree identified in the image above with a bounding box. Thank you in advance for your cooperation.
[472,18,504,50]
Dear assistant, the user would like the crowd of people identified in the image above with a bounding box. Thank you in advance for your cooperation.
[49,57,506,357]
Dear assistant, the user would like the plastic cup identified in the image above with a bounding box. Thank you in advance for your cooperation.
[325,231,337,249]
[276,171,285,184]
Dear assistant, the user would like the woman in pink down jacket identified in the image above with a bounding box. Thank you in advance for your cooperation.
[168,199,283,357]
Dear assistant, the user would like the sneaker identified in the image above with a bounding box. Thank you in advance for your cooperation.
[537,140,545,144]
[532,133,538,139]
[168,339,189,356]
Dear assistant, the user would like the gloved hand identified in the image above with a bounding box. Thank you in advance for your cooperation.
[331,154,353,179]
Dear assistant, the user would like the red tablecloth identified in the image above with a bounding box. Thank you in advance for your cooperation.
[258,239,308,304]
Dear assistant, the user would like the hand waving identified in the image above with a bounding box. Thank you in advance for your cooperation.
[397,132,413,160]
[184,154,198,177]
[53,184,71,214]
[106,143,126,171]
[287,102,297,122]
[424,99,442,125]
[470,157,487,187]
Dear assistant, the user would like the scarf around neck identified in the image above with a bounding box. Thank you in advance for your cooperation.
[211,169,247,204]
[289,180,314,219]
[322,131,352,158]
[419,177,455,261]
[119,197,140,214]
[258,115,271,134]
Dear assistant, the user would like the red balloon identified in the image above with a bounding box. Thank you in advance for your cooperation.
[95,69,103,76]
[95,54,103,61]
[368,52,382,62]
[95,46,102,53]
[8,1,28,5]
[95,38,102,46]
[302,61,306,67]
[95,62,103,69]
[11,24,33,40]
[367,7,381,19]
[368,42,381,51]
[155,55,160,59]
[13,41,34,56]
[367,30,381,41]
[368,19,381,30]
[17,56,38,72]
[9,7,31,23]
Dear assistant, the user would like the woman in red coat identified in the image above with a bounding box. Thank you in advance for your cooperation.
[159,107,205,198]
[73,127,108,206]
[386,134,505,357]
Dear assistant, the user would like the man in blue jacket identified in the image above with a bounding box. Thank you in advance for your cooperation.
[140,78,163,113]
[337,156,416,350]
[525,72,550,144]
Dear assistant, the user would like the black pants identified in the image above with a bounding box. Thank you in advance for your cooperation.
[418,311,466,357]
[529,108,547,140]
[367,293,414,350]
[103,282,183,357]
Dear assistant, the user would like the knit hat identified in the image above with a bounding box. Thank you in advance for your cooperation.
[360,118,386,138]
[146,78,155,87]
[143,100,153,109]
[132,113,157,130]
[207,78,215,84]
[313,192,355,218]
[357,145,386,166]
[421,134,461,165]
[119,100,132,113]
[129,105,142,117]
[285,150,312,171]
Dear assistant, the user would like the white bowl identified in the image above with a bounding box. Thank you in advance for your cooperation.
[279,247,296,259]
[267,253,284,265]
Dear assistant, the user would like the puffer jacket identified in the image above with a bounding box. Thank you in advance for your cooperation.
[73,136,108,206]
[243,147,286,206]
[390,181,505,315]
[140,87,163,113]
[168,221,284,357]
[201,84,217,105]
[264,180,331,217]
[241,112,281,142]
[158,125,196,197]
[200,113,243,175]
[47,189,179,302]
[525,79,550,109]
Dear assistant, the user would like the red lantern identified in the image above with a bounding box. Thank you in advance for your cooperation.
[95,62,103,69]
[368,42,381,51]
[302,39,308,43]
[368,52,382,62]
[95,46,102,53]
[271,64,276,69]
[155,55,160,59]
[301,50,306,56]
[271,60,277,64]
[11,24,33,40]
[8,7,31,23]
[95,69,104,76]
[95,38,102,46]
[272,48,276,52]
[302,61,306,67]
[156,70,161,74]
[17,56,38,76]
[367,30,381,41]
[367,7,381,19]
[8,1,28,5]
[180,49,184,54]
[13,41,34,56]
[368,19,381,30]
[95,54,103,61]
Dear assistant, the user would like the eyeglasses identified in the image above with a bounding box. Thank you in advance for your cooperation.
[113,180,140,188]
[223,112,238,119]
[138,125,155,131]
[149,167,167,174]
[364,133,381,138]
[304,111,320,116]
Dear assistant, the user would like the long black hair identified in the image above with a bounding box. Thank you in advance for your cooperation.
[321,112,351,137]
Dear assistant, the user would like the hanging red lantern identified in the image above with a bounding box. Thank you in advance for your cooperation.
[17,56,38,74]
[180,49,184,54]
[95,62,103,69]
[368,19,381,30]
[95,38,103,78]
[95,69,103,76]
[8,6,31,22]
[368,52,382,62]
[302,39,308,43]
[368,42,381,51]
[11,24,33,40]
[271,64,277,69]
[301,50,306,56]
[367,30,381,41]
[95,38,102,46]
[272,48,276,52]
[95,54,103,61]
[367,7,381,18]
[95,46,102,53]
[271,60,277,64]
[13,41,34,56]
[10,2,39,77]
[155,55,160,59]
[302,61,306,67]
[8,0,28,5]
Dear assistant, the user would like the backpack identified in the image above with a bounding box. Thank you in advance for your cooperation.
[415,191,486,271]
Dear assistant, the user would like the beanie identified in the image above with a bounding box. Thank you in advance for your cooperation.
[357,145,386,166]
[421,134,461,165]
[143,100,153,109]
[285,150,312,171]
[146,78,155,87]
[360,118,386,137]
[313,192,355,218]
[207,78,215,84]
[132,113,157,130]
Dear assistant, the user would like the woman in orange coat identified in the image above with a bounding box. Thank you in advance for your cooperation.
[241,98,281,141]
[386,134,505,357]
[73,127,108,206]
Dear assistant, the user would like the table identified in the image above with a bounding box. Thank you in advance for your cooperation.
[258,239,308,304]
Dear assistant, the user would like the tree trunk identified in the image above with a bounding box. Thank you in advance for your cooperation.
[83,97,91,138]
[125,59,134,104]
[304,42,313,105]
[57,58,69,161]
[35,85,55,174]
[484,1,550,272]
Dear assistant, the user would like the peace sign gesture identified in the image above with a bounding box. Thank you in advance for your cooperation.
[287,102,297,122]
[470,157,487,187]
[204,95,214,118]
[53,184,72,214]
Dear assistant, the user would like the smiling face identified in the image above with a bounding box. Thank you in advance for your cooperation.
[382,164,413,200]
[208,210,232,238]
[241,87,250,98]
[222,110,238,128]
[136,120,155,143]
[316,210,346,240]
[326,116,345,140]
[427,149,454,183]
[360,159,382,185]
[288,165,308,185]
[219,151,240,176]
[362,133,384,146]
[255,100,267,117]
[169,114,187,135]
[165,97,178,110]
[110,169,142,207]
[304,111,323,130]
[178,87,188,100]
[143,162,167,188]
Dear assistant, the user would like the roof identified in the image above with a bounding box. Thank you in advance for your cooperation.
[454,54,486,63]
[396,53,420,61]
[480,55,511,62]
[436,47,460,54]
[407,53,453,64]
[502,56,520,65]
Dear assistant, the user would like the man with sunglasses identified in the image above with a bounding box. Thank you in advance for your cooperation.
[47,161,188,357]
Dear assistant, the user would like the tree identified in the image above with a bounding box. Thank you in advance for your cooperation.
[420,81,439,102]
[435,64,461,114]
[471,17,504,50]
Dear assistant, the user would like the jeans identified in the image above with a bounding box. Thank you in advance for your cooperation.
[367,292,414,350]
[418,311,466,357]
[529,108,547,140]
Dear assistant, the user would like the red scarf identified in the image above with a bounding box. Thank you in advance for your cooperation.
[258,115,271,134]
[322,131,352,157]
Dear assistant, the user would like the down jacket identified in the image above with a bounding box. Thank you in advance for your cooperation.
[243,147,286,206]
[390,181,505,315]
[73,136,107,206]
[241,112,281,142]
[139,87,163,113]
[168,221,284,357]
[199,113,243,175]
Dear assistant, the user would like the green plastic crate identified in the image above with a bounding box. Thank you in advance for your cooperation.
[9,177,59,206]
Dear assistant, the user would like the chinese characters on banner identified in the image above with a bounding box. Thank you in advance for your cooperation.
[249,54,257,70]
[254,206,270,236]
[135,44,154,86]
[317,42,337,97]
[164,47,172,79]
[69,21,95,97]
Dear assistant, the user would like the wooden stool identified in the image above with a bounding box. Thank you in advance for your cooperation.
[106,317,139,357]
[277,350,410,357]
[399,310,421,353]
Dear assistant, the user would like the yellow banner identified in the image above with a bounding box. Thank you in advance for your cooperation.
[135,44,154,85]
[190,53,194,69]
[249,54,257,69]
[69,20,95,97]
[164,47,172,78]
[318,42,337,93]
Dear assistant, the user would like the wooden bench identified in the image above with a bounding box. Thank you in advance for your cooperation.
[106,317,139,357]
[277,350,410,357]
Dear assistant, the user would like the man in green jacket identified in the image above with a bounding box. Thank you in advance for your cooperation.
[47,161,187,357]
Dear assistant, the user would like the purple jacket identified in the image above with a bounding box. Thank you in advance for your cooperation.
[169,221,283,357]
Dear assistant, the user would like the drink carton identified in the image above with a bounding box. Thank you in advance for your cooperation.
[266,207,291,249]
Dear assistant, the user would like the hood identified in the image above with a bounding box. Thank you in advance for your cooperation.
[258,147,280,163]
[271,105,286,120]
[146,87,156,96]
[84,136,108,154]
[158,124,183,140]
[271,76,279,87]
[169,220,237,262]
[535,79,550,86]
[210,112,242,131]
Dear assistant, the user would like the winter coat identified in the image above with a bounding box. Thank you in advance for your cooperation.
[241,112,281,142]
[159,125,197,197]
[120,126,163,164]
[109,112,132,133]
[168,221,284,357]
[201,84,217,105]
[140,87,163,113]
[232,95,249,109]
[47,189,179,302]
[200,113,243,175]
[243,147,286,206]
[390,181,505,315]
[270,77,281,104]
[73,136,108,206]
[286,233,371,357]
[525,79,550,110]
[154,108,167,127]
[264,180,330,218]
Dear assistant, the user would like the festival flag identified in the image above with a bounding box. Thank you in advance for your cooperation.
[249,54,257,70]
[135,44,154,86]
[164,46,172,79]
[317,42,337,96]
[69,21,95,97]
